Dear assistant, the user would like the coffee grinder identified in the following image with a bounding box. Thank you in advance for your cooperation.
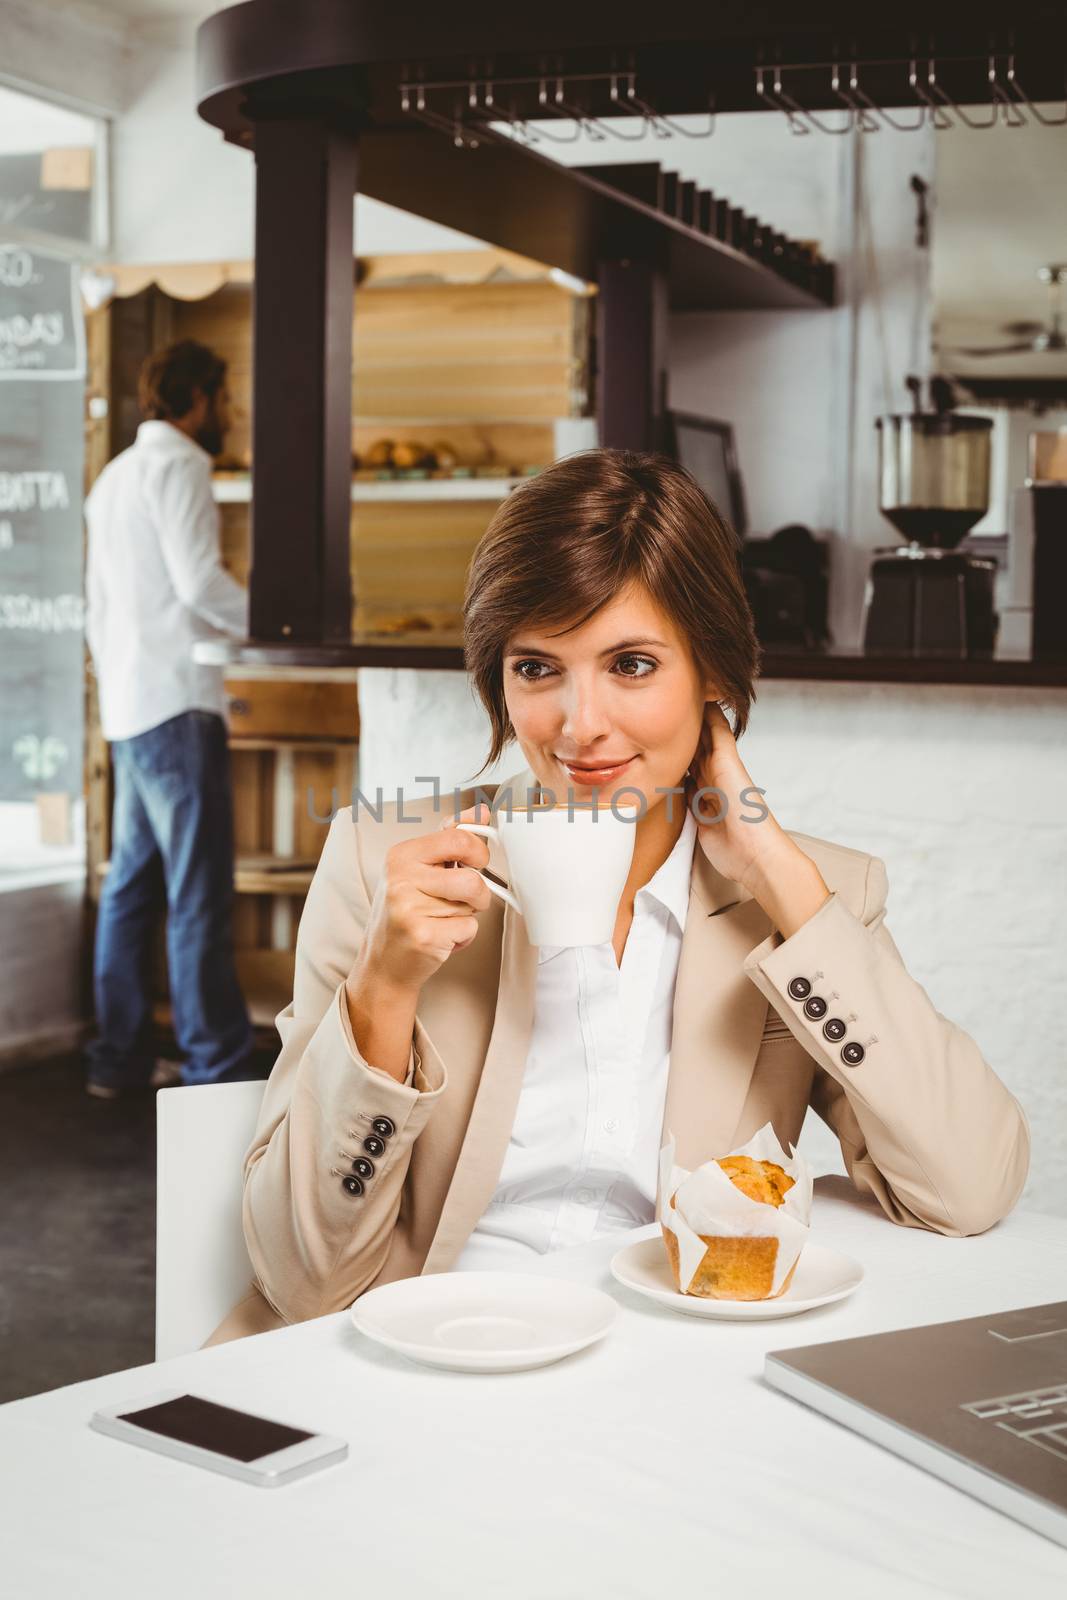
[863,379,997,659]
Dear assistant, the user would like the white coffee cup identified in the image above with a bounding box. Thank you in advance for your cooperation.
[457,804,638,948]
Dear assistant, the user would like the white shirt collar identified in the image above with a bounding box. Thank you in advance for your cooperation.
[635,807,697,934]
[135,419,212,465]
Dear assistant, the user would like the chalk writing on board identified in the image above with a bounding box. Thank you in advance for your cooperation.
[0,195,35,230]
[0,245,85,380]
[0,312,66,368]
[0,593,85,632]
[0,246,84,800]
[0,248,35,288]
[0,471,70,511]
[12,733,68,782]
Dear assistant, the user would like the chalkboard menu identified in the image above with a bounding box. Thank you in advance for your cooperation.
[0,244,85,803]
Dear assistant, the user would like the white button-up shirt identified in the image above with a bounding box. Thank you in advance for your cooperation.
[85,421,248,741]
[456,810,698,1269]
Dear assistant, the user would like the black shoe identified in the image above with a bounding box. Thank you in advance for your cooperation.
[85,1058,184,1099]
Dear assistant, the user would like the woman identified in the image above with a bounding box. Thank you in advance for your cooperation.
[209,450,1029,1342]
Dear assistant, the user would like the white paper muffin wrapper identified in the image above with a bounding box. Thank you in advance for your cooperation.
[658,1122,814,1296]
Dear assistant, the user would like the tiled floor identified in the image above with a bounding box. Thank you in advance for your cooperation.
[0,1054,157,1404]
[0,1045,272,1405]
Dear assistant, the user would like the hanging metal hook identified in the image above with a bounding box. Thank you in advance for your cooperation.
[506,104,540,144]
[621,75,715,138]
[617,75,671,137]
[831,62,881,131]
[755,67,811,134]
[604,75,657,139]
[925,58,1000,129]
[400,83,480,147]
[470,81,541,145]
[771,67,856,135]
[1003,54,1067,125]
[527,78,586,142]
[986,57,1027,126]
[843,61,928,131]
[908,60,952,128]
[403,53,1060,151]
[548,77,613,140]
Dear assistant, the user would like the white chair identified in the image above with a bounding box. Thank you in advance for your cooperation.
[155,1081,266,1361]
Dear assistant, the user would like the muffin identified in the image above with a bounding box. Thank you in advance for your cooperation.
[717,1155,796,1208]
[658,1128,812,1301]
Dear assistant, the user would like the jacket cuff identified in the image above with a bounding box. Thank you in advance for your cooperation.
[743,892,880,1080]
[332,983,446,1101]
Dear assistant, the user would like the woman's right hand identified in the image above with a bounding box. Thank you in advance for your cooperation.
[353,803,494,999]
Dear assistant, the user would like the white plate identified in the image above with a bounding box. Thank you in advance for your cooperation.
[610,1237,863,1320]
[349,1271,618,1372]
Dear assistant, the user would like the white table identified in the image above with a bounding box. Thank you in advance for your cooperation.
[4,1178,1067,1600]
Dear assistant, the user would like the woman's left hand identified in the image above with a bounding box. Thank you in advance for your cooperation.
[689,702,831,939]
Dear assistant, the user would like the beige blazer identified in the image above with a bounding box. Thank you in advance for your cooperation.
[208,770,1030,1345]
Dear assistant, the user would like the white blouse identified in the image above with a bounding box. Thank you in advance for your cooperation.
[455,811,698,1270]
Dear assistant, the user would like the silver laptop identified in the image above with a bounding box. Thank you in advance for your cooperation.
[765,1302,1067,1548]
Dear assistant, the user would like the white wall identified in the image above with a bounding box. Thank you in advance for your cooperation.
[111,21,481,264]
[669,308,843,535]
[357,667,1067,1219]
[111,26,253,264]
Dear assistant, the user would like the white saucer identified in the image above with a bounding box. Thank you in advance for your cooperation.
[349,1271,618,1372]
[610,1237,863,1320]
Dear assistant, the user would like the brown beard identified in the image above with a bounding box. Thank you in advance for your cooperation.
[195,402,225,458]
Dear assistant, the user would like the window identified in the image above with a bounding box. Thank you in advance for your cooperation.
[0,83,109,257]
[0,85,101,882]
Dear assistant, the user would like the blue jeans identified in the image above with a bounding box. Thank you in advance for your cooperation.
[87,710,255,1088]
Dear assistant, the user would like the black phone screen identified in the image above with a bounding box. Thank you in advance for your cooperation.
[118,1395,313,1463]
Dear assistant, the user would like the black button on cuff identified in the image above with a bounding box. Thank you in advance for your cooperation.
[352,1157,375,1180]
[841,1041,866,1067]
[803,995,828,1020]
[822,1017,847,1042]
[363,1135,385,1158]
[788,977,812,1001]
[342,1175,364,1197]
[371,1116,396,1139]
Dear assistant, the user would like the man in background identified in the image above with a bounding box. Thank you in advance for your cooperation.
[84,340,257,1095]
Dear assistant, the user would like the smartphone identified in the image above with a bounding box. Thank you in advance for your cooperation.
[90,1391,348,1487]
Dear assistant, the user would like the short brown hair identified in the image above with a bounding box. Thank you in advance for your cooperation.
[464,449,760,766]
[138,339,227,422]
